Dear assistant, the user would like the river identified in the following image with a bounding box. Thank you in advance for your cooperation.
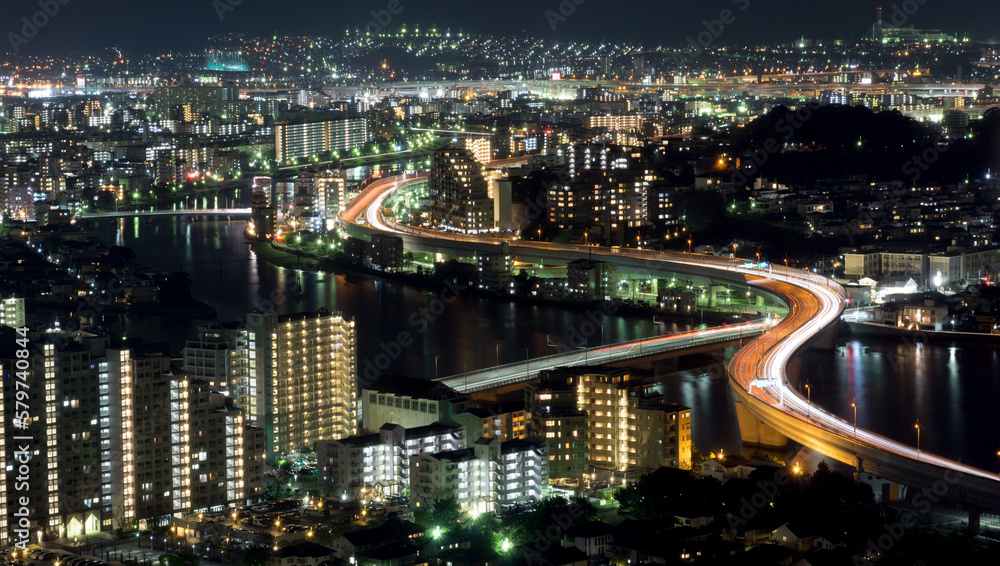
[44,190,1000,472]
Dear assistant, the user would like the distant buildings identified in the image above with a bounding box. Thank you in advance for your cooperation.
[845,248,1000,288]
[567,259,618,303]
[370,234,405,272]
[275,115,371,164]
[547,144,658,245]
[476,244,514,294]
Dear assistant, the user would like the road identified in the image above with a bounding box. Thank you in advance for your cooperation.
[341,173,1000,490]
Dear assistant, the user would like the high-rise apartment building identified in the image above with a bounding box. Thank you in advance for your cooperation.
[429,146,494,233]
[547,144,658,244]
[567,259,618,303]
[525,371,589,480]
[0,329,264,542]
[274,116,371,164]
[245,309,357,456]
[530,366,694,475]
[185,309,358,458]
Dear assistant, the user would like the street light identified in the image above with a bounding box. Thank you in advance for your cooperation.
[915,419,921,460]
[851,398,857,441]
[805,381,811,417]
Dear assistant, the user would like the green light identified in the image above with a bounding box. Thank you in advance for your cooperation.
[432,526,442,539]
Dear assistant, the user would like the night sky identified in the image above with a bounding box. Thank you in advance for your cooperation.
[3,0,999,56]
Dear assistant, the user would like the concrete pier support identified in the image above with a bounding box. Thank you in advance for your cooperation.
[735,399,789,448]
[967,507,981,535]
[811,320,842,351]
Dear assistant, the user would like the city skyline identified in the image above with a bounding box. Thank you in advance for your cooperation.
[3,0,999,56]
[2,0,1000,561]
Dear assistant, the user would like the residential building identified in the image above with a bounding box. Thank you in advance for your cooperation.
[533,366,694,474]
[371,234,404,272]
[245,309,357,456]
[496,438,548,505]
[525,371,589,480]
[567,259,618,303]
[874,291,951,331]
[1,297,25,328]
[454,401,527,443]
[476,245,514,294]
[411,439,496,513]
[0,329,264,542]
[275,116,371,164]
[361,375,470,432]
[430,146,494,233]
[316,421,465,500]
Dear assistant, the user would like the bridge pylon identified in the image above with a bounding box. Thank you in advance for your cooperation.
[734,398,788,448]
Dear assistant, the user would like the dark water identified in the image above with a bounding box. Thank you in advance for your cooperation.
[49,194,1000,471]
[81,215,692,388]
[802,338,1000,473]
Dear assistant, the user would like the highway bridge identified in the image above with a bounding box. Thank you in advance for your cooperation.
[341,172,1000,518]
[438,322,767,393]
[78,208,252,219]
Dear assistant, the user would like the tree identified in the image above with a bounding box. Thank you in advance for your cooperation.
[111,499,135,537]
[428,496,461,532]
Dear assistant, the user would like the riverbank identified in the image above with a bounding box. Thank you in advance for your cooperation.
[846,320,1000,344]
[251,241,761,327]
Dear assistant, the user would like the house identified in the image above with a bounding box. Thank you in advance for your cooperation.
[874,291,950,331]
[356,542,419,566]
[268,542,335,566]
[772,522,823,553]
[699,455,754,483]
[562,521,617,558]
[332,518,425,560]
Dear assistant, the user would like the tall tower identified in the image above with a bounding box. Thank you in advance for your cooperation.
[873,7,884,41]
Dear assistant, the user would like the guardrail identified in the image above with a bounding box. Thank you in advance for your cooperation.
[439,323,767,392]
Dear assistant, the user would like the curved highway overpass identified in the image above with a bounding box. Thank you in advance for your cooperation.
[341,173,1000,513]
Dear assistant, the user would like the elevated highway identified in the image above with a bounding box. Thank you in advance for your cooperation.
[79,208,252,219]
[341,172,1000,514]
